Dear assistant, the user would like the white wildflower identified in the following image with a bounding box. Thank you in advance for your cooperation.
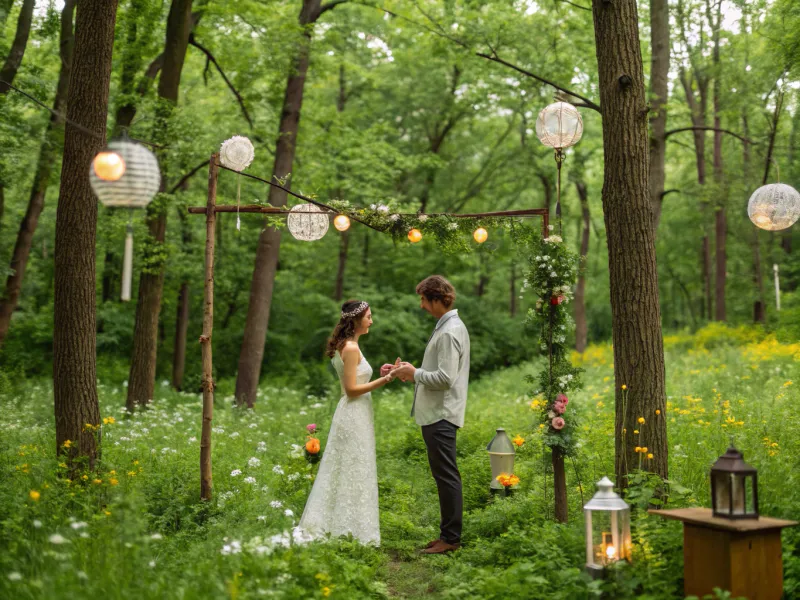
[257,515,267,522]
[188,436,197,443]
[248,423,258,429]
[548,224,554,231]
[389,214,400,222]
[77,571,88,579]
[270,500,283,509]
[419,214,429,222]
[544,235,562,244]
[548,411,556,419]
[151,533,163,540]
[257,441,267,452]
[377,204,389,213]
[220,540,242,555]
[231,469,242,477]
[284,509,294,517]
[248,457,261,468]
[149,561,156,568]
[448,222,458,230]
[287,473,300,482]
[49,534,67,545]
[33,520,42,528]
[8,572,22,581]
[70,522,88,530]
[229,432,240,438]
[272,465,284,475]
[244,477,257,484]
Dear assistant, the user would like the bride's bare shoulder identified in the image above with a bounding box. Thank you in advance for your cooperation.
[341,341,360,357]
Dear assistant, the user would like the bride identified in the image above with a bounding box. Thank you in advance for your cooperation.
[297,299,396,545]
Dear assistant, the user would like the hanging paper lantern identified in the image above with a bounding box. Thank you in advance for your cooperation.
[408,228,422,243]
[93,151,126,181]
[90,139,161,302]
[473,227,488,243]
[288,203,330,241]
[219,136,255,231]
[535,102,583,149]
[89,140,160,208]
[334,215,351,231]
[747,183,800,231]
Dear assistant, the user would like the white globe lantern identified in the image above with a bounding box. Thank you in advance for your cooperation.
[747,183,800,231]
[287,203,330,241]
[90,139,161,302]
[219,136,255,231]
[535,102,583,149]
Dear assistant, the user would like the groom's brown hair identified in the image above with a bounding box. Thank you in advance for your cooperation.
[416,275,456,308]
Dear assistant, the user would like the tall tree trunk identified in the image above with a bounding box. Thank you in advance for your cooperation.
[126,0,194,410]
[743,112,765,323]
[591,0,668,487]
[0,0,34,94]
[710,0,726,322]
[538,173,553,214]
[172,282,190,390]
[53,0,118,466]
[509,260,517,317]
[236,0,346,407]
[648,0,669,229]
[0,0,75,347]
[333,62,348,302]
[574,181,590,353]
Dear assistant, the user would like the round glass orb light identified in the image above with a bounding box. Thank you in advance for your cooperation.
[334,215,351,232]
[747,183,800,231]
[535,101,583,149]
[89,140,160,208]
[287,203,329,241]
[473,227,488,244]
[408,228,422,243]
[93,151,126,181]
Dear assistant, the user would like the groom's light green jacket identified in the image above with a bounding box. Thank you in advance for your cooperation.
[411,309,471,428]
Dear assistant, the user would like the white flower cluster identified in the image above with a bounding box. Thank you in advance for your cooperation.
[272,465,284,475]
[257,441,267,452]
[220,540,242,555]
[557,374,574,389]
[244,476,257,484]
[419,214,429,222]
[248,456,261,468]
[544,235,563,244]
[389,214,400,222]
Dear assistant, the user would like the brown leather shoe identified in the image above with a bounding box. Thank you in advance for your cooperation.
[421,540,461,554]
[424,538,441,549]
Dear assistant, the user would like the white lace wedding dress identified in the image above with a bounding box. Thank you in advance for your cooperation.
[297,350,380,545]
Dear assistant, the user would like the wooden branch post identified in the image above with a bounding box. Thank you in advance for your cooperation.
[200,153,217,501]
[650,508,798,600]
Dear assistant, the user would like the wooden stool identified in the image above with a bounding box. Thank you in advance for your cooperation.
[649,508,797,600]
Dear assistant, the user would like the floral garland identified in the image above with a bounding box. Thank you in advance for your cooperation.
[513,225,583,455]
[328,199,506,254]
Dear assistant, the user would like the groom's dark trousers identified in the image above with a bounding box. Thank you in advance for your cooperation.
[422,419,463,544]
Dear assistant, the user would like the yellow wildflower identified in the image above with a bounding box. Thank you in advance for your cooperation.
[93,479,102,485]
[635,446,642,453]
[642,447,648,453]
[104,510,111,516]
[127,471,136,477]
[638,417,645,424]
[322,587,332,598]
[82,475,89,480]
[621,384,627,390]
[109,478,119,486]
[647,453,654,459]
[656,409,661,415]
[29,490,41,501]
[538,423,545,430]
[63,440,72,448]
[634,430,639,435]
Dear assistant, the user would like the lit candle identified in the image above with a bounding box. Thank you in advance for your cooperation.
[605,545,616,560]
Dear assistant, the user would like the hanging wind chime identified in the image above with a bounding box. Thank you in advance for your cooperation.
[535,101,584,233]
[219,135,255,231]
[90,137,161,301]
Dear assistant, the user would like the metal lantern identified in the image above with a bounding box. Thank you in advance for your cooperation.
[287,203,330,241]
[473,227,488,244]
[747,183,800,231]
[334,215,351,231]
[710,446,759,520]
[486,428,515,490]
[535,102,583,150]
[584,477,631,577]
[90,139,161,302]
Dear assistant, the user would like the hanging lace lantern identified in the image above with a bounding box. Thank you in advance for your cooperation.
[747,183,800,231]
[90,139,161,302]
[219,136,255,231]
[535,102,583,149]
[287,203,330,241]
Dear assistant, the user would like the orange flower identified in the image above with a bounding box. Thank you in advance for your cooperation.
[496,473,520,488]
[512,435,525,447]
[305,438,321,455]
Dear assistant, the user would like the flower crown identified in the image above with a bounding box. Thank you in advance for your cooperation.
[341,301,369,318]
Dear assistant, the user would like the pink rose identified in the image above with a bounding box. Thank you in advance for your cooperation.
[553,401,566,415]
[551,417,565,430]
[306,423,317,433]
[556,393,568,405]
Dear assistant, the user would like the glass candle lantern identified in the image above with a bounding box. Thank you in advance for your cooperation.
[584,477,631,577]
[710,446,759,519]
[486,428,515,490]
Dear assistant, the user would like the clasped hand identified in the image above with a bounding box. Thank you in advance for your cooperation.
[380,357,416,383]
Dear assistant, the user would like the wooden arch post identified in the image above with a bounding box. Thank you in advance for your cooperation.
[200,154,218,501]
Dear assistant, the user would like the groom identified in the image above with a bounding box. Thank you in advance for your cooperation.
[384,275,470,554]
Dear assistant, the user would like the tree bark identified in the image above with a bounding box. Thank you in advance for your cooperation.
[648,0,669,229]
[574,181,590,353]
[0,0,34,94]
[710,0,726,322]
[0,0,76,348]
[171,282,190,390]
[126,0,194,410]
[236,0,345,407]
[552,448,568,523]
[591,0,668,487]
[53,0,118,467]
[333,63,348,302]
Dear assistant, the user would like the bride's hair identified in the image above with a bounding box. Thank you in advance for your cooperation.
[325,299,369,358]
